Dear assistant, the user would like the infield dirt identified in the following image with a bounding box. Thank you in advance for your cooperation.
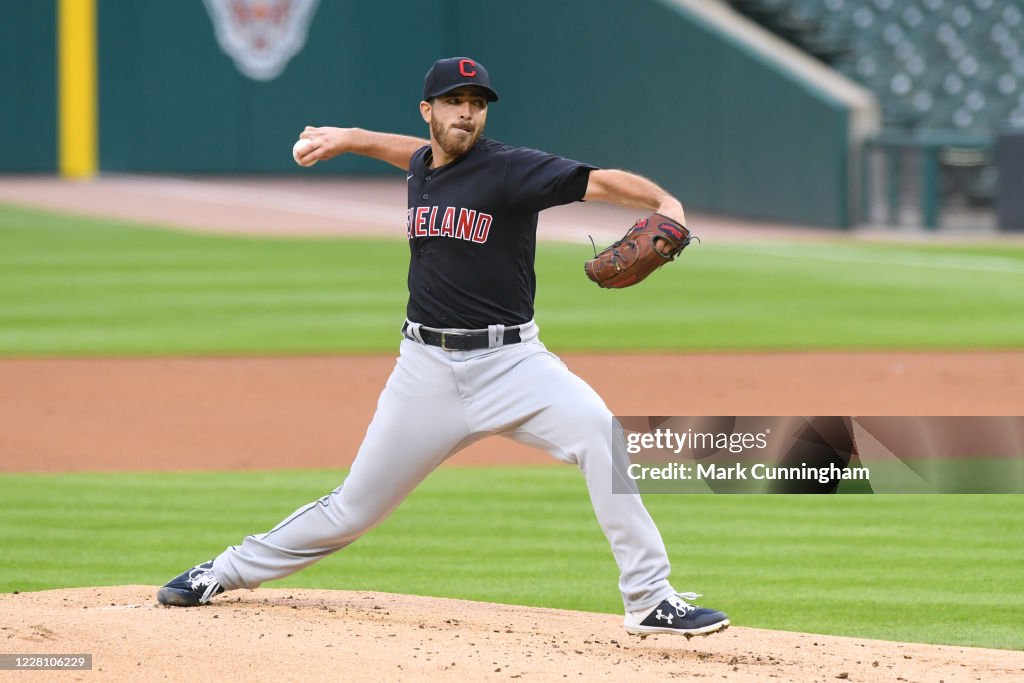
[2,352,1024,471]
[2,587,1022,682]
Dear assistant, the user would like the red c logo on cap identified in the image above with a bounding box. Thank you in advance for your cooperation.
[458,59,477,77]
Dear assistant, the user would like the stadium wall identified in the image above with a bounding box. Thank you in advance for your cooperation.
[0,2,57,172]
[5,0,879,227]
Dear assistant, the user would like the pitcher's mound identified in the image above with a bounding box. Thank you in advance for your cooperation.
[0,586,1019,681]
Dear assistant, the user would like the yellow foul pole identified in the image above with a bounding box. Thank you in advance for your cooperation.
[58,0,97,178]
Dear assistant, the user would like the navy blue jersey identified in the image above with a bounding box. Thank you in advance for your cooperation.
[405,137,594,329]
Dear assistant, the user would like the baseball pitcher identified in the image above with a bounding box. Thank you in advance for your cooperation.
[157,57,726,640]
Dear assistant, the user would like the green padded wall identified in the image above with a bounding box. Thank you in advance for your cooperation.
[98,0,443,174]
[5,0,856,226]
[1,1,57,172]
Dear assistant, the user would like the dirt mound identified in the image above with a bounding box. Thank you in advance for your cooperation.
[0,587,1020,682]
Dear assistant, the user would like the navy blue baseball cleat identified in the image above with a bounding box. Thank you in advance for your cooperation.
[157,560,224,607]
[624,593,729,639]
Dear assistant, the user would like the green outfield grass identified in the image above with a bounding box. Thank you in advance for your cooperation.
[3,203,1024,354]
[0,468,1020,650]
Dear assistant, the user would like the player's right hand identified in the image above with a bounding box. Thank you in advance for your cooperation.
[298,126,356,164]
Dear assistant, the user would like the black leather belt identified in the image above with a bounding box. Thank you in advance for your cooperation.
[403,322,522,351]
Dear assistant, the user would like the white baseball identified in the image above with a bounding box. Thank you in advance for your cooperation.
[292,138,317,167]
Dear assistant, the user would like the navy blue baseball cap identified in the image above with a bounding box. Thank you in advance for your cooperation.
[423,57,499,102]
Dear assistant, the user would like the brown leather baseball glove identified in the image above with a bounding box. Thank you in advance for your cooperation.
[584,213,695,288]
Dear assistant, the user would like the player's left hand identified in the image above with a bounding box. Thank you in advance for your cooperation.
[584,213,696,288]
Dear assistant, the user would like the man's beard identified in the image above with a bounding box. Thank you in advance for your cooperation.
[431,117,482,158]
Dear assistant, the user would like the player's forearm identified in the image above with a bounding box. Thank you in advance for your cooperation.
[583,169,686,225]
[299,126,429,170]
[345,128,429,169]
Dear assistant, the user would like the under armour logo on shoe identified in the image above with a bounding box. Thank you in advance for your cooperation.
[655,609,673,624]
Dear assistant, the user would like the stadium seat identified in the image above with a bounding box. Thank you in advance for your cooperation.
[729,0,1024,133]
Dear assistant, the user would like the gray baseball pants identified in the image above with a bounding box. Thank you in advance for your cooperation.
[212,321,676,612]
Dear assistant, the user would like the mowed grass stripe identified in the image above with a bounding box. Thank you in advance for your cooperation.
[3,203,1024,353]
[726,243,1024,274]
[0,469,1021,650]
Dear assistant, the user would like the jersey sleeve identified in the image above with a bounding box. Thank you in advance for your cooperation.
[503,147,596,213]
